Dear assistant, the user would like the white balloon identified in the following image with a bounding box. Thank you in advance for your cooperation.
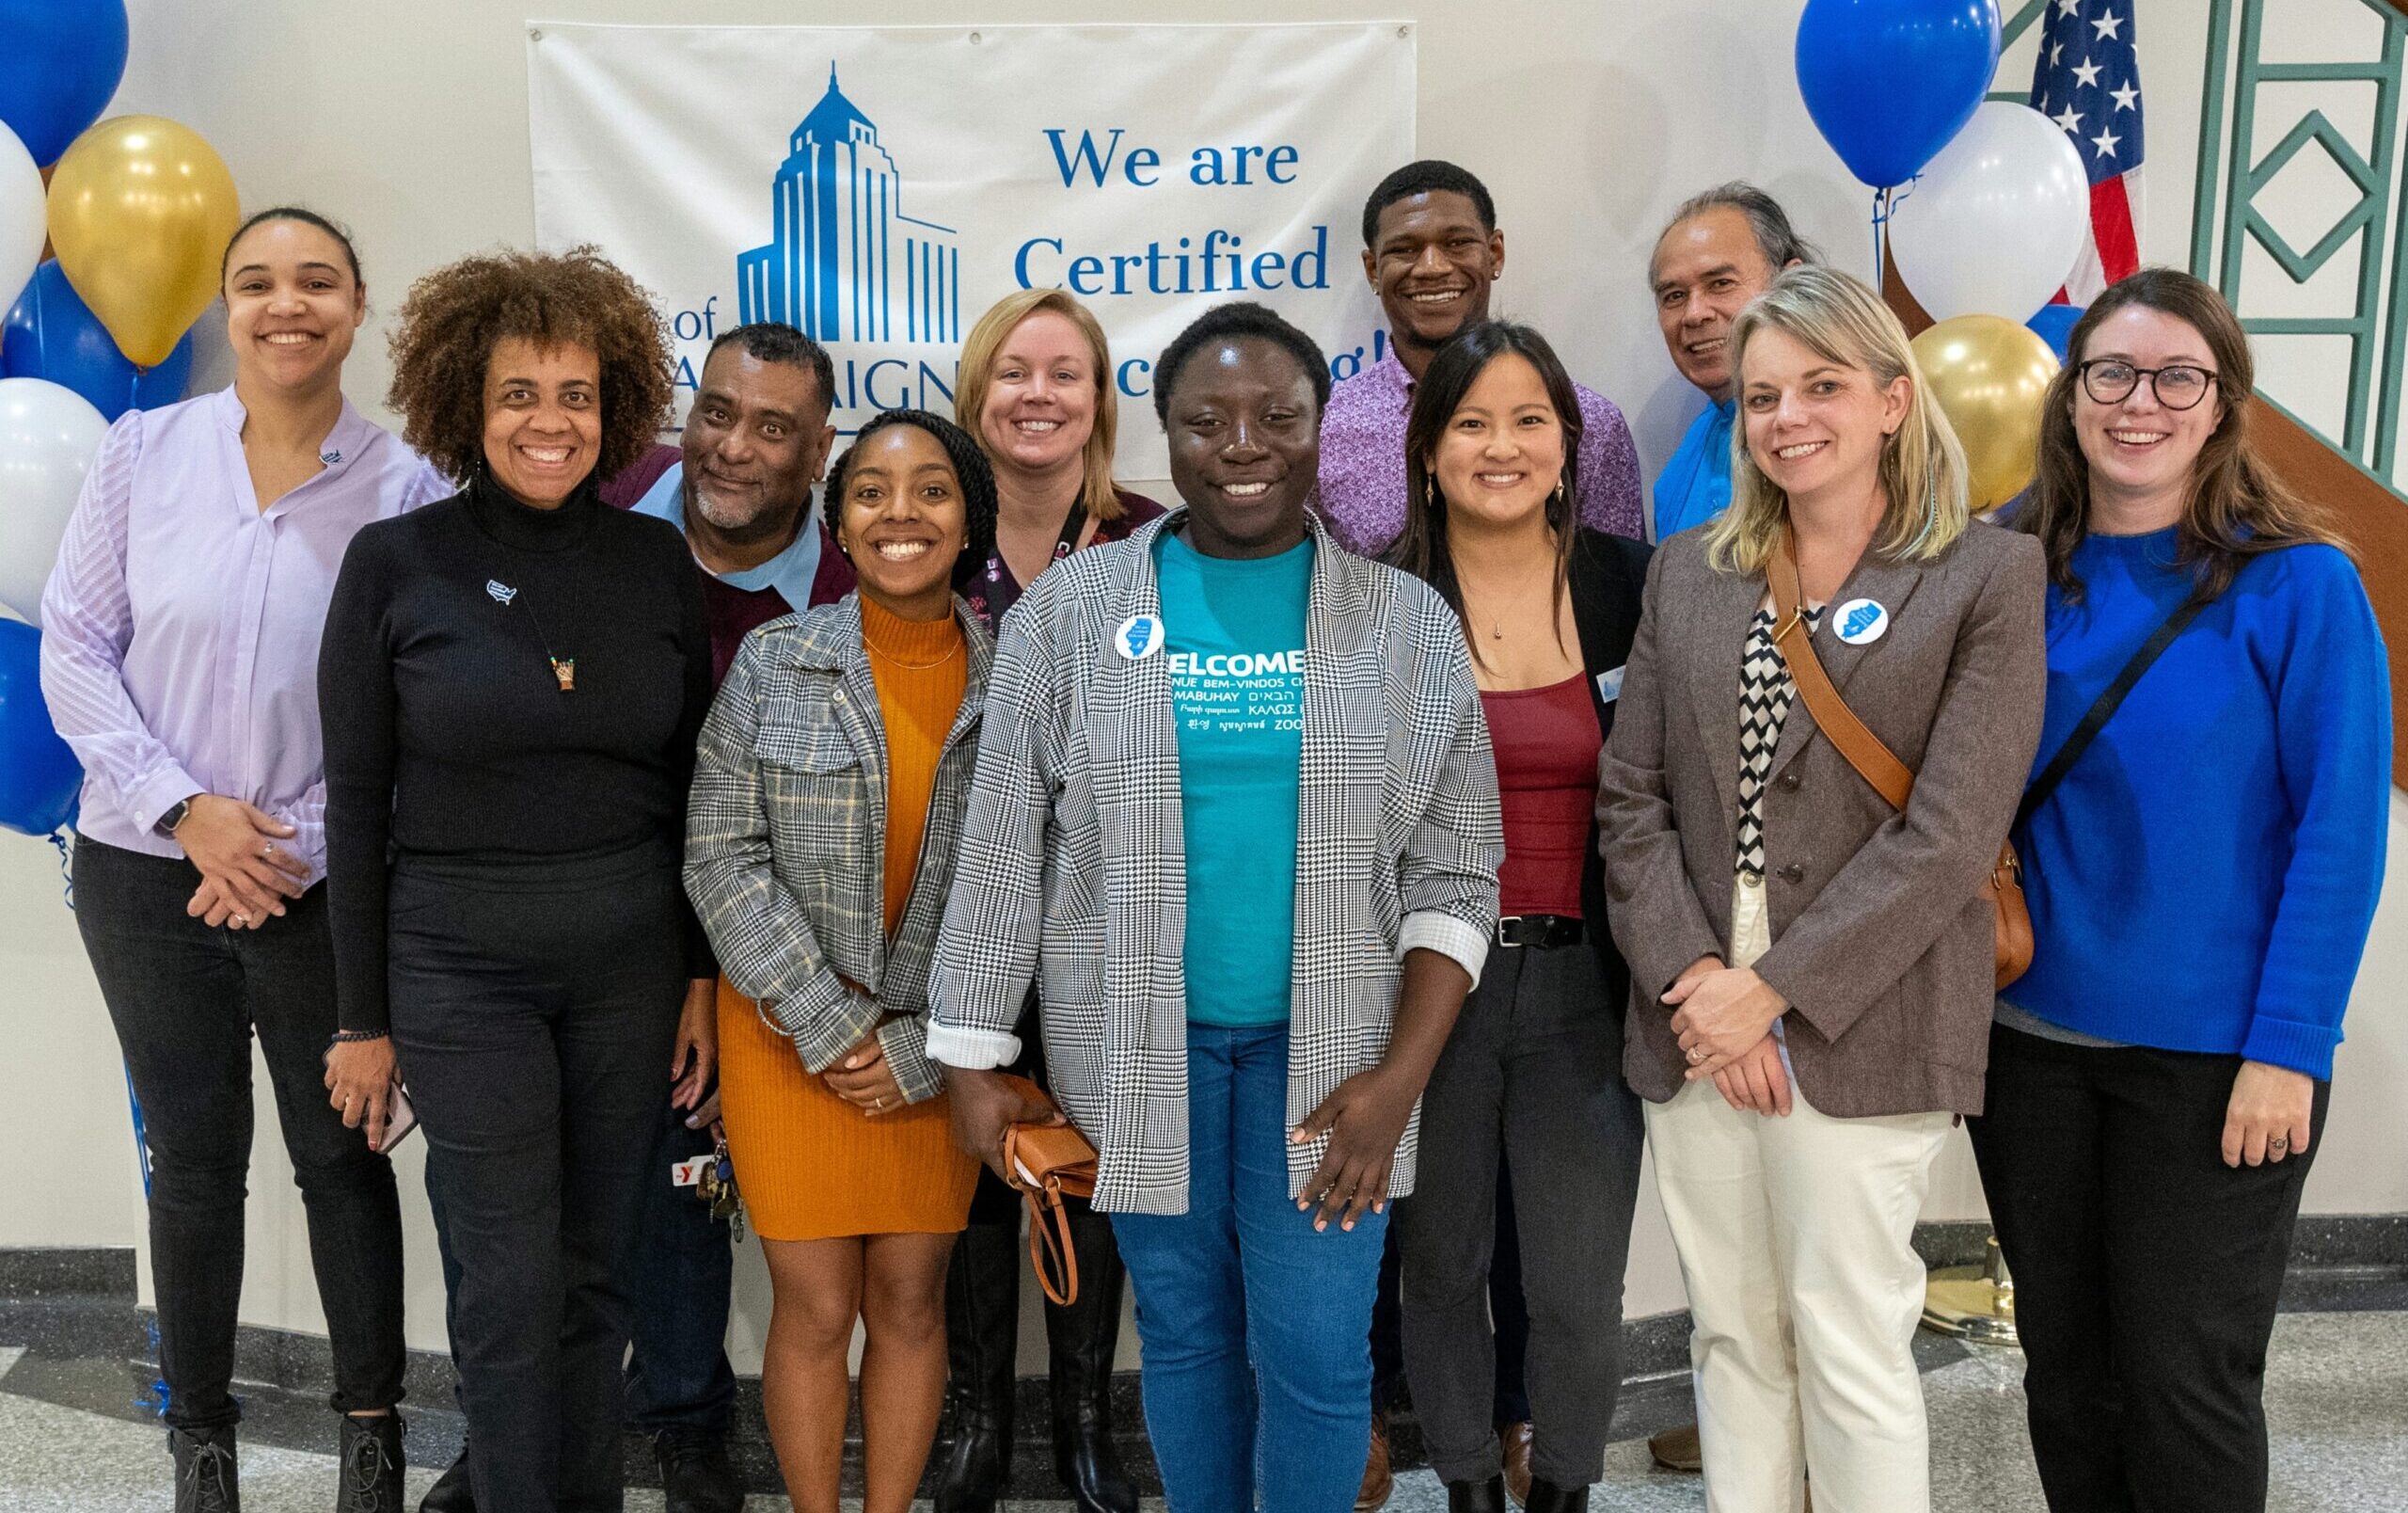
[1889,101,2092,325]
[0,122,44,318]
[0,377,110,624]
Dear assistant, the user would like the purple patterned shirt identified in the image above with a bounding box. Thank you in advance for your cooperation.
[40,388,449,881]
[1312,353,1645,556]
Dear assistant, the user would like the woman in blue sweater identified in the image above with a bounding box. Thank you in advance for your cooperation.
[1972,268,2389,1513]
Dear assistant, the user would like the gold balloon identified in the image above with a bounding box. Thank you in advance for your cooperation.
[45,116,240,369]
[1909,314,2061,515]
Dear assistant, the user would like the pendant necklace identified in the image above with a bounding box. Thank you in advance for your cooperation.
[486,578,577,693]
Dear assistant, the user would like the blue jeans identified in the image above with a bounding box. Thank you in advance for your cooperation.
[1110,1024,1388,1513]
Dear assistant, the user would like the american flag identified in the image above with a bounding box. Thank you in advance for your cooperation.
[2032,0,2144,302]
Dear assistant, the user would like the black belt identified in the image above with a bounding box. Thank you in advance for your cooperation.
[1493,914,1585,948]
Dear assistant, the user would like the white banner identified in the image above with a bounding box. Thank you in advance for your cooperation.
[527,22,1416,478]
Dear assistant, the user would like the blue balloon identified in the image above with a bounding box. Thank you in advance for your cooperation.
[0,0,131,166]
[3,262,193,422]
[2027,302,2086,362]
[1796,0,2002,189]
[0,619,82,836]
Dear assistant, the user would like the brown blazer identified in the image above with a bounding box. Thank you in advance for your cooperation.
[1597,520,2046,1117]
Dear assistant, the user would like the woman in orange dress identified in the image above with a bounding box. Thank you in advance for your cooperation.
[685,407,995,1513]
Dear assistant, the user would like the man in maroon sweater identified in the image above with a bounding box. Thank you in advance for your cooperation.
[423,324,854,1513]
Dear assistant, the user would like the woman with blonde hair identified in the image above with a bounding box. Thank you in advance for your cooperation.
[934,287,1159,1513]
[1597,264,2045,1512]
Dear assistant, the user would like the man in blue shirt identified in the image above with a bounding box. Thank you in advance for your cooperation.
[1647,183,1814,541]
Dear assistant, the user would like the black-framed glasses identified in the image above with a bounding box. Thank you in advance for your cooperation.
[2077,359,2218,410]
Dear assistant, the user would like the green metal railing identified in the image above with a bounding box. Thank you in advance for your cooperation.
[2191,0,2408,495]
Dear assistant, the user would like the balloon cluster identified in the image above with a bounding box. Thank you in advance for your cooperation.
[1,0,240,836]
[1795,0,2083,513]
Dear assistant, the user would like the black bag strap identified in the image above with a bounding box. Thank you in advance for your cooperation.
[2015,592,2215,832]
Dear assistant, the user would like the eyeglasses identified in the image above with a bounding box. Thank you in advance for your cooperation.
[2077,359,2218,411]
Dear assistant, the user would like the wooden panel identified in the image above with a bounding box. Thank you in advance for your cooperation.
[2250,402,2408,783]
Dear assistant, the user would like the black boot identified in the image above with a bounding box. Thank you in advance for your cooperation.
[1523,1479,1590,1513]
[417,1443,472,1513]
[168,1424,241,1513]
[1447,1475,1507,1513]
[653,1427,744,1513]
[934,1218,1022,1513]
[1046,1201,1138,1513]
[337,1413,404,1513]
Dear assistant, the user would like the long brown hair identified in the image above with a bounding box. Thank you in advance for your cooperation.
[1392,321,1583,668]
[2021,267,2349,602]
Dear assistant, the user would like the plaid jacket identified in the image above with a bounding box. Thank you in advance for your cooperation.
[927,509,1502,1214]
[685,594,992,1104]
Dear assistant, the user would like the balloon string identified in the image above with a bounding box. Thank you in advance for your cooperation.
[1870,178,1922,293]
[49,826,73,911]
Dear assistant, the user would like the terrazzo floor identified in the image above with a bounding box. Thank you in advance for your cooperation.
[2,1312,2401,1511]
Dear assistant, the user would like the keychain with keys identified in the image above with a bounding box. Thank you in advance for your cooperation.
[697,1135,745,1242]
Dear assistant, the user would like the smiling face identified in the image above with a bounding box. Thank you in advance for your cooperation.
[2072,304,2225,522]
[976,309,1100,481]
[222,218,366,395]
[1363,190,1504,359]
[681,346,834,542]
[1164,336,1318,559]
[835,424,969,620]
[1738,326,1909,508]
[482,338,602,508]
[1652,206,1784,403]
[1430,352,1566,534]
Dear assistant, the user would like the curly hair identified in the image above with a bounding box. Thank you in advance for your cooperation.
[386,246,673,486]
[822,409,1001,592]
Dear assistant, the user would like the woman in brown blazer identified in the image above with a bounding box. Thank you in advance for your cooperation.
[1596,265,2044,1513]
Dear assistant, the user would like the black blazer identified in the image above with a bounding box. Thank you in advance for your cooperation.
[1560,529,1653,1000]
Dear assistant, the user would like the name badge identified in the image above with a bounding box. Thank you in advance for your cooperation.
[1595,665,1625,703]
[1834,598,1890,645]
[1116,613,1164,660]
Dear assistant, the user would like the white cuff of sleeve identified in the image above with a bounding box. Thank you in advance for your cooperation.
[1398,909,1490,990]
[927,1021,1024,1070]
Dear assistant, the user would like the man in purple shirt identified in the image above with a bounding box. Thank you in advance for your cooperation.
[1315,160,1644,559]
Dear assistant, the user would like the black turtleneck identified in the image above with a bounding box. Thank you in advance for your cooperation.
[319,472,713,1032]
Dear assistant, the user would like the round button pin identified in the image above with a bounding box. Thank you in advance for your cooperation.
[1116,614,1164,660]
[1834,597,1890,645]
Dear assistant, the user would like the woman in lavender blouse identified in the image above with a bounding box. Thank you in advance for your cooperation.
[40,209,448,1513]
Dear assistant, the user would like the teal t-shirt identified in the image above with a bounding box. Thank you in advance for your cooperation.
[1155,530,1312,1027]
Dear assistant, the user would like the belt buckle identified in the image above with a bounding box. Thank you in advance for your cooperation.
[1495,915,1526,948]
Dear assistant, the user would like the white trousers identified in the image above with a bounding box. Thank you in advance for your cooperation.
[1643,875,1954,1513]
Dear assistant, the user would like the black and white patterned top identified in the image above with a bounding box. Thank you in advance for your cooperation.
[1736,603,1821,879]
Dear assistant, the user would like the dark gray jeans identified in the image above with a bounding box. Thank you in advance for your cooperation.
[1393,939,1644,1489]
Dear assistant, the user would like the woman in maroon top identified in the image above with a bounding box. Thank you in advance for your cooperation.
[1390,322,1652,1513]
[934,287,1158,1513]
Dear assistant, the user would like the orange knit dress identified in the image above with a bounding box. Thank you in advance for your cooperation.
[716,597,982,1241]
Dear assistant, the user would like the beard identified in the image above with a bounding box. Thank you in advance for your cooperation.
[688,478,800,542]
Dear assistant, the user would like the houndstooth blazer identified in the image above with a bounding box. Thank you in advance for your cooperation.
[927,508,1503,1215]
[685,593,991,1105]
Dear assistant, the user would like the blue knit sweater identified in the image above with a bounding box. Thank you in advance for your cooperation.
[2005,528,2390,1078]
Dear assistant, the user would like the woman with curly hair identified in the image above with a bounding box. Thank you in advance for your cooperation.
[688,407,998,1513]
[318,247,714,1513]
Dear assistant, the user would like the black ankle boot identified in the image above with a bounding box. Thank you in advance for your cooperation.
[168,1424,241,1513]
[653,1428,743,1513]
[337,1413,404,1513]
[1447,1475,1506,1513]
[1523,1479,1590,1513]
[934,1218,1022,1513]
[417,1442,472,1513]
[1045,1201,1137,1513]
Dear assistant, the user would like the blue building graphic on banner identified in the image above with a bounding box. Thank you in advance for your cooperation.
[738,65,961,344]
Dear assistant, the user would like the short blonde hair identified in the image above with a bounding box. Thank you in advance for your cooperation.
[953,289,1128,522]
[1705,264,1970,574]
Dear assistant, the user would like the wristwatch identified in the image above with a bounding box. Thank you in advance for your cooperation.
[154,798,194,838]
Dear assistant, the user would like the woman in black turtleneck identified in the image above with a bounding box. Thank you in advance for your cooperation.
[319,248,713,1513]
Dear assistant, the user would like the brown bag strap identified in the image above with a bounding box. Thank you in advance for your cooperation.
[1025,1183,1081,1307]
[1767,527,1912,814]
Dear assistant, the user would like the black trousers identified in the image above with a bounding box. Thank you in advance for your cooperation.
[71,836,405,1429]
[1392,941,1644,1488]
[1968,1023,2329,1513]
[390,847,685,1513]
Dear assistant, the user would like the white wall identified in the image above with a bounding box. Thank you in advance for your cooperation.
[1,0,2397,1367]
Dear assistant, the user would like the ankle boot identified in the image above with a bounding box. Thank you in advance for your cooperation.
[1523,1479,1590,1513]
[1045,1201,1137,1513]
[168,1424,241,1513]
[1446,1474,1507,1513]
[337,1412,404,1513]
[934,1218,1022,1513]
